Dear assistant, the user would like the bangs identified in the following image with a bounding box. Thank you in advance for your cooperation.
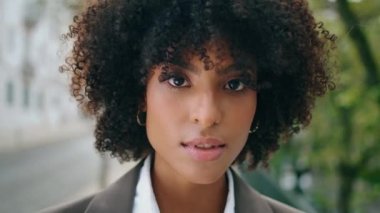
[139,0,266,90]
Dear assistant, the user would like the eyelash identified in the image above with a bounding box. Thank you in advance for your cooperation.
[158,70,252,92]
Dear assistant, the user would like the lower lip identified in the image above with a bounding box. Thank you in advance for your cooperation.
[182,145,225,161]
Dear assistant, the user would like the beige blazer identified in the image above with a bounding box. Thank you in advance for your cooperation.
[41,161,303,213]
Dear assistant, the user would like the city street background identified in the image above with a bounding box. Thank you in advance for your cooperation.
[1,0,379,213]
[0,132,136,213]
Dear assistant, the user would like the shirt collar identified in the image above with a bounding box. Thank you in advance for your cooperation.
[133,154,160,213]
[225,165,235,213]
[133,155,235,213]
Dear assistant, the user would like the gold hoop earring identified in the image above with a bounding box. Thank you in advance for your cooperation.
[249,122,259,134]
[136,110,146,126]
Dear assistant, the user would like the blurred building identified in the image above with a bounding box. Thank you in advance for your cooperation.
[0,0,87,150]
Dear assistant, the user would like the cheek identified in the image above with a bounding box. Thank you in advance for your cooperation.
[229,93,257,126]
[238,100,256,125]
[226,93,257,142]
[145,86,184,146]
[146,88,183,122]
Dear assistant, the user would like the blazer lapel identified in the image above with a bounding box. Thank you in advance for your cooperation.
[232,169,274,213]
[85,160,144,213]
[84,161,274,213]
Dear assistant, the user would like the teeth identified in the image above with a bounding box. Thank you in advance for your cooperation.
[195,144,214,149]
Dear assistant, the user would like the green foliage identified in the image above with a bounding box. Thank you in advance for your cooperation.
[349,0,380,21]
[269,0,380,212]
[360,168,380,184]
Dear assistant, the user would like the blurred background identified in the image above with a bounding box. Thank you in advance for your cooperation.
[0,0,135,212]
[0,0,379,212]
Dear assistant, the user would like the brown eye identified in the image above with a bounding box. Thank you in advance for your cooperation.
[225,79,245,91]
[158,69,190,88]
[168,75,189,87]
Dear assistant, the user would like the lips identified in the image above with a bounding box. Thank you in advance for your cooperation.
[181,138,226,161]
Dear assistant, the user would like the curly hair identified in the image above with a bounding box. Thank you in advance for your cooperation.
[61,0,336,168]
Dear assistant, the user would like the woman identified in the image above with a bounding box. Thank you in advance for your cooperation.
[45,0,336,212]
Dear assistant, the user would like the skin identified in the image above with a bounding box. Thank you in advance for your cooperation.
[144,41,257,212]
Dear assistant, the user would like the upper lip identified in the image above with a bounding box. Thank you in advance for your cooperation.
[181,137,226,147]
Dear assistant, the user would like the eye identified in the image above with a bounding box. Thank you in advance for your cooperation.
[168,75,190,87]
[225,79,245,91]
[158,68,190,88]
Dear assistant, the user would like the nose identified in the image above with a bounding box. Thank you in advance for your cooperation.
[190,93,222,129]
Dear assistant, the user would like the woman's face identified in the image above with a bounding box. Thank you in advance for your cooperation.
[145,42,257,184]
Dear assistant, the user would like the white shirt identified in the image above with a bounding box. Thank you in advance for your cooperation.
[132,155,235,213]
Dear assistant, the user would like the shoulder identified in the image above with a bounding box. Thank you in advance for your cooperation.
[39,160,144,213]
[39,195,94,213]
[261,195,304,213]
[231,168,304,213]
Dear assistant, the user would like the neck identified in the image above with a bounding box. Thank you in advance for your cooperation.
[151,155,228,213]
